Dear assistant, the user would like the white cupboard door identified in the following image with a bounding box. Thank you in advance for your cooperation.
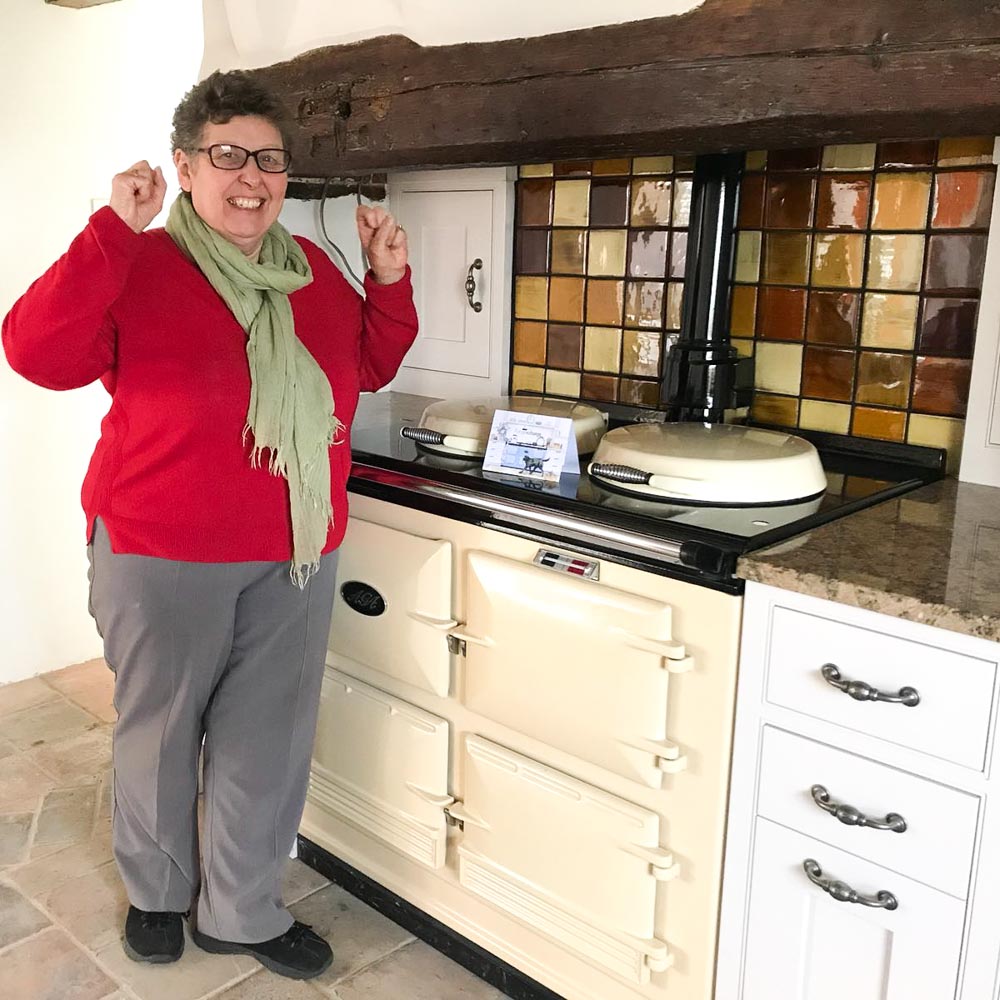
[742,819,965,1000]
[394,187,493,378]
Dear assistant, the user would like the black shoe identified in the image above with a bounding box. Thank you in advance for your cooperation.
[193,921,333,980]
[123,906,185,963]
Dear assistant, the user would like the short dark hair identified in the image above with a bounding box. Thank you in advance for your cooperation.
[170,70,291,152]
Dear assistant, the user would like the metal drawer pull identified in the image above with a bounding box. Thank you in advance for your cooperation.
[803,859,898,910]
[820,664,920,707]
[465,258,483,312]
[810,784,907,833]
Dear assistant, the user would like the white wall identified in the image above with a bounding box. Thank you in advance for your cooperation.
[0,0,204,684]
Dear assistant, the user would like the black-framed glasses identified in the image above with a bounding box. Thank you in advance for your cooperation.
[195,143,292,173]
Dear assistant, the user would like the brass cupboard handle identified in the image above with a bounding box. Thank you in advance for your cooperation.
[820,663,920,707]
[803,859,898,910]
[810,784,907,833]
[465,258,483,312]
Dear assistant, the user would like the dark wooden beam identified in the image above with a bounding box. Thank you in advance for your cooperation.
[252,0,1000,176]
[285,174,387,202]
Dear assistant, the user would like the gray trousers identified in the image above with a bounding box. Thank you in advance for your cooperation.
[87,519,338,942]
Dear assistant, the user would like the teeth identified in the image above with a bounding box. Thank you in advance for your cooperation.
[229,197,264,209]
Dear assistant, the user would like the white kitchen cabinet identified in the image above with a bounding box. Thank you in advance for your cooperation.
[718,582,1000,1000]
[387,167,514,398]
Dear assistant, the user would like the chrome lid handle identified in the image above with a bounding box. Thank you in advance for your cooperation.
[820,664,920,707]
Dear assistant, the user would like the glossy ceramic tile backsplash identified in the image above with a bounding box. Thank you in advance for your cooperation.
[733,138,996,458]
[511,157,692,406]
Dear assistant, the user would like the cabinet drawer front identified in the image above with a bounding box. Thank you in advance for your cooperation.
[757,727,979,898]
[766,605,997,769]
[742,819,966,1000]
[327,517,454,696]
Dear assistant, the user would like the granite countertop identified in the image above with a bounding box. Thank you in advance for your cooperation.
[738,477,1000,643]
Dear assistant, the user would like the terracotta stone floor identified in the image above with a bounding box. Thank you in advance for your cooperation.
[0,659,505,1000]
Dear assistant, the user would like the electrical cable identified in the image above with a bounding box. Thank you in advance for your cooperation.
[317,176,366,291]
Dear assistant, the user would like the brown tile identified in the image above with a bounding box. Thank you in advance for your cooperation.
[815,173,871,230]
[912,356,973,416]
[630,178,672,226]
[764,173,816,229]
[806,291,860,346]
[592,158,631,175]
[0,882,50,949]
[550,230,586,274]
[669,231,688,278]
[583,326,622,373]
[0,678,62,719]
[730,285,758,337]
[585,279,624,326]
[24,726,112,787]
[517,179,553,226]
[0,755,56,815]
[856,351,914,408]
[628,230,668,278]
[738,173,766,229]
[42,659,115,725]
[871,172,932,230]
[514,229,549,274]
[519,164,553,178]
[7,825,114,899]
[590,179,629,227]
[769,147,822,171]
[762,232,811,285]
[877,140,937,168]
[860,293,919,351]
[548,277,584,323]
[938,137,994,166]
[624,281,664,328]
[672,178,693,226]
[553,160,591,177]
[580,373,619,402]
[214,971,322,999]
[758,287,807,341]
[1,699,100,751]
[546,324,583,369]
[0,813,34,866]
[34,785,99,849]
[924,234,989,294]
[675,155,697,173]
[852,406,907,442]
[0,928,116,1000]
[802,346,856,402]
[932,170,996,229]
[812,233,865,288]
[866,234,925,292]
[619,379,660,407]
[745,151,768,171]
[918,298,978,357]
[0,738,17,762]
[40,861,127,952]
[622,330,662,376]
[513,321,546,365]
[751,393,799,427]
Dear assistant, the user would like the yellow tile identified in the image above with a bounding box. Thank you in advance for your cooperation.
[812,233,866,288]
[800,399,851,434]
[866,234,926,292]
[907,413,965,474]
[751,392,799,427]
[511,365,545,394]
[735,231,762,283]
[860,293,919,350]
[587,230,628,276]
[754,342,803,395]
[515,276,549,320]
[938,137,995,167]
[545,368,582,398]
[633,156,674,175]
[732,337,755,358]
[745,150,768,171]
[519,163,554,177]
[551,230,587,274]
[764,233,812,285]
[553,180,591,226]
[821,143,877,171]
[583,326,623,373]
[871,172,932,231]
[622,329,661,376]
[665,283,684,330]
[592,158,631,175]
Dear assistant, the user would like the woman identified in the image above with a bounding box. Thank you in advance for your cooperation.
[2,70,417,980]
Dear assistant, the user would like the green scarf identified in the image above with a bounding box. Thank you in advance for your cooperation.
[166,193,343,587]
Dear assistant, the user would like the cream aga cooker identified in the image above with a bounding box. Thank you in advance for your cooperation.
[402,395,826,507]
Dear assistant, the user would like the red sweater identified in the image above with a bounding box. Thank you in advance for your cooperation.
[3,207,418,562]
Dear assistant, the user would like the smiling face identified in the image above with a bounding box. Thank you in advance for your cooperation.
[173,115,288,258]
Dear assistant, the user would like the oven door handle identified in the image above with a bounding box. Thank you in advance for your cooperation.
[407,611,460,631]
[617,631,694,672]
[446,626,493,649]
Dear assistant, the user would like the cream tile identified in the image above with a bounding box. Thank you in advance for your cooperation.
[865,234,925,292]
[511,366,545,395]
[334,939,505,1000]
[96,922,256,1000]
[40,861,127,952]
[754,342,803,396]
[734,231,761,283]
[0,677,61,719]
[289,883,413,990]
[34,785,99,850]
[214,970,324,998]
[514,277,548,320]
[0,882,50,949]
[583,327,622,373]
[799,400,851,435]
[732,338,755,358]
[24,728,112,787]
[0,813,34,867]
[587,230,627,277]
[0,738,17,762]
[0,928,117,1000]
[552,180,590,226]
[632,156,673,175]
[518,163,553,177]
[907,414,965,475]
[7,825,114,898]
[822,143,877,171]
[0,755,56,815]
[282,858,330,907]
[544,369,581,398]
[860,292,919,350]
[43,659,116,725]
[2,699,100,751]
